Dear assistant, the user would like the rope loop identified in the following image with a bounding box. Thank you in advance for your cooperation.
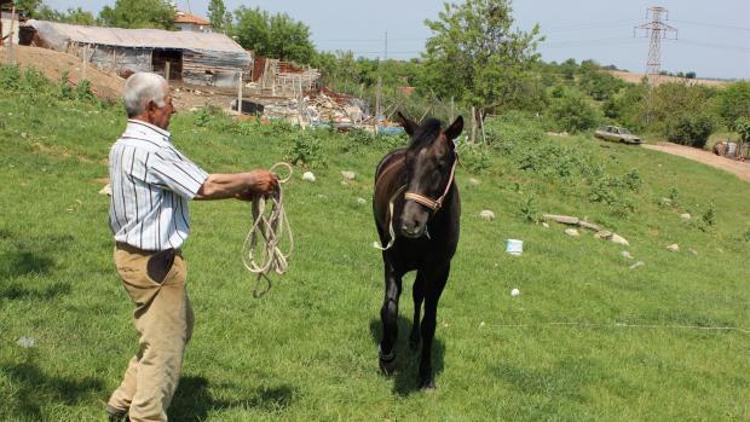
[242,162,294,297]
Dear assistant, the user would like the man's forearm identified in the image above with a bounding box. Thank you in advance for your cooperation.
[195,173,252,200]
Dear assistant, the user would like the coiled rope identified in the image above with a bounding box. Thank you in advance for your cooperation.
[242,162,294,297]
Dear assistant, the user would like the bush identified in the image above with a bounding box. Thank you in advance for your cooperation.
[285,131,325,168]
[666,113,715,148]
[547,89,601,133]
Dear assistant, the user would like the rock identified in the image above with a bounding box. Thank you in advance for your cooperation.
[579,221,603,231]
[629,261,645,270]
[543,214,579,225]
[510,288,520,297]
[660,197,673,206]
[594,230,613,240]
[689,248,698,256]
[680,213,691,220]
[98,184,112,196]
[468,178,480,186]
[565,228,580,237]
[666,243,680,252]
[356,197,367,205]
[479,210,495,221]
[341,170,356,180]
[610,234,630,246]
[302,171,316,182]
[541,222,550,229]
[621,250,634,260]
[16,336,36,348]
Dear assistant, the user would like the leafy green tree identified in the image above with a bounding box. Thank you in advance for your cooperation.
[208,0,231,32]
[666,113,714,148]
[547,88,601,133]
[99,0,176,30]
[421,0,543,115]
[232,6,315,64]
[12,0,43,17]
[716,81,750,127]
[37,6,97,25]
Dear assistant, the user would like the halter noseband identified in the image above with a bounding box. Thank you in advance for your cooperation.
[404,154,458,212]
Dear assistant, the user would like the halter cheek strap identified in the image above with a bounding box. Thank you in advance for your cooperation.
[404,154,458,212]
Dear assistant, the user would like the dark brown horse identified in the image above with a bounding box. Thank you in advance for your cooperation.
[373,112,463,389]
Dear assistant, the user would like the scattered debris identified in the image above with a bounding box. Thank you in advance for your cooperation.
[610,234,630,246]
[505,239,523,256]
[660,197,673,207]
[565,228,580,237]
[16,336,36,348]
[689,248,698,256]
[511,288,520,297]
[621,250,634,260]
[629,261,645,270]
[479,321,486,328]
[544,214,580,225]
[479,210,495,221]
[541,222,550,229]
[666,243,680,252]
[302,171,316,182]
[356,197,367,205]
[680,213,691,220]
[594,230,613,239]
[468,178,480,186]
[341,170,356,180]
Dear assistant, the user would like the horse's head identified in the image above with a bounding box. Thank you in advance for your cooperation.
[397,111,463,238]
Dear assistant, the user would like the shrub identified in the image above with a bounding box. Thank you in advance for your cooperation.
[547,89,601,133]
[286,131,325,168]
[666,113,715,148]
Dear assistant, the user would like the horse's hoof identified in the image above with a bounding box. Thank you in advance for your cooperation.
[379,356,397,375]
[419,379,436,391]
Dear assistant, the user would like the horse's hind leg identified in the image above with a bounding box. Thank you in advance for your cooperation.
[418,264,449,390]
[409,272,425,350]
[379,259,402,375]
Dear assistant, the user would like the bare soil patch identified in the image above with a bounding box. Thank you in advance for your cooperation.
[643,142,749,182]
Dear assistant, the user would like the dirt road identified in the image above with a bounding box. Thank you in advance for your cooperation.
[643,142,750,182]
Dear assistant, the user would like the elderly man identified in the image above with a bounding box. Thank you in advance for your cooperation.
[106,72,277,421]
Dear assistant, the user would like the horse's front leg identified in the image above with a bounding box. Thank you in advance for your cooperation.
[418,264,449,390]
[409,272,425,350]
[379,257,402,375]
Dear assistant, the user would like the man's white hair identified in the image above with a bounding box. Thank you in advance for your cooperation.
[123,72,168,118]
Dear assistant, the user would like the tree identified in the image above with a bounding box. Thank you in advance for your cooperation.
[208,0,231,33]
[716,81,750,127]
[37,6,98,25]
[99,0,176,30]
[232,7,315,64]
[12,0,43,17]
[421,0,543,116]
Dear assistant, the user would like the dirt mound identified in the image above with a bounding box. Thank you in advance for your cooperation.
[1,45,125,100]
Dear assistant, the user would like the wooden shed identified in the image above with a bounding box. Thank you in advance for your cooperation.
[19,19,251,88]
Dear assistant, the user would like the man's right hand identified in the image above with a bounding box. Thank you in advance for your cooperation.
[247,169,278,196]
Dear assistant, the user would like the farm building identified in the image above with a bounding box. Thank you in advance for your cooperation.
[174,11,212,33]
[18,19,251,88]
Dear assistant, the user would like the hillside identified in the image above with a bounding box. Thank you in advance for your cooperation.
[1,65,748,420]
[607,69,730,87]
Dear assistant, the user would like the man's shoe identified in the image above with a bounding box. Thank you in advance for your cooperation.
[106,404,129,422]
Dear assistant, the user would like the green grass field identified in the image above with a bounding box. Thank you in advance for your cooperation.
[1,67,749,421]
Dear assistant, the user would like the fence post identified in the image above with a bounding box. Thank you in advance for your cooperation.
[237,71,243,114]
[82,44,89,80]
[470,106,477,144]
[8,5,16,65]
[164,61,171,82]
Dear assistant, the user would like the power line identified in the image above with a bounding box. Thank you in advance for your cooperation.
[670,19,750,32]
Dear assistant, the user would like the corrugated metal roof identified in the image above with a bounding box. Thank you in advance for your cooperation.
[25,19,246,54]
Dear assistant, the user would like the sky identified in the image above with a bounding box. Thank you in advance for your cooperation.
[42,0,750,80]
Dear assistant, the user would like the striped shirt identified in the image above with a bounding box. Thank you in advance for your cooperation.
[108,119,209,251]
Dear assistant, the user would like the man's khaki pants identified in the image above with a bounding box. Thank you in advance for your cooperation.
[108,244,194,422]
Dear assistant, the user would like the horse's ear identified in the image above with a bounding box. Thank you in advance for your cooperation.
[445,115,464,141]
[397,111,418,136]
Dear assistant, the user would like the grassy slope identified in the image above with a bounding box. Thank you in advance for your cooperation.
[0,80,748,421]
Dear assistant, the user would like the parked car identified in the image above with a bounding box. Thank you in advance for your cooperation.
[594,126,642,145]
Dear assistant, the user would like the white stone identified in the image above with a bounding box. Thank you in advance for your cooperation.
[16,336,36,348]
[302,171,316,182]
[541,222,550,229]
[479,210,495,221]
[511,288,520,297]
[689,248,698,256]
[341,170,356,180]
[356,197,367,205]
[680,213,691,220]
[610,234,630,246]
[629,261,645,270]
[667,243,680,252]
[565,228,580,237]
[468,178,480,186]
[98,184,112,196]
[621,250,634,260]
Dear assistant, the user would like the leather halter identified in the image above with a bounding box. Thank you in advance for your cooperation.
[404,155,458,212]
